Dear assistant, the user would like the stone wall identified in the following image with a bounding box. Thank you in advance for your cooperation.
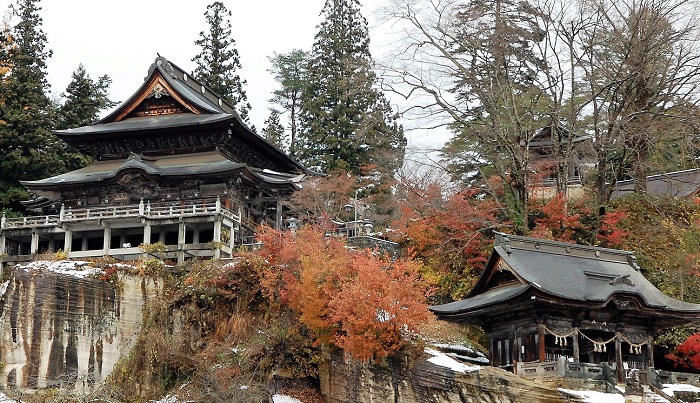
[319,350,571,403]
[0,263,160,393]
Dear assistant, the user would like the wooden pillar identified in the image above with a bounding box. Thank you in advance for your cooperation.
[103,226,111,256]
[30,230,39,255]
[572,328,580,363]
[213,219,222,259]
[143,222,152,245]
[276,200,283,230]
[48,238,56,253]
[64,228,72,252]
[177,221,186,265]
[81,235,88,252]
[0,232,6,255]
[615,333,624,383]
[192,226,200,244]
[648,339,655,368]
[538,323,546,362]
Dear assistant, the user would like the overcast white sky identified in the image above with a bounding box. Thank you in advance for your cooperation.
[0,0,449,154]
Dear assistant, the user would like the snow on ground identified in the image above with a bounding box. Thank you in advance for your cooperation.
[0,392,18,403]
[15,260,103,278]
[425,348,481,373]
[432,343,490,364]
[0,280,9,297]
[663,383,700,395]
[558,388,624,403]
[149,395,177,403]
[272,395,303,403]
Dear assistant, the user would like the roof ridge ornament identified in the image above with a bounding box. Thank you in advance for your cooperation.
[148,83,170,99]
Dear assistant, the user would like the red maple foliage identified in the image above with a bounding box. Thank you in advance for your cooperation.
[666,333,700,370]
[390,178,501,301]
[253,225,431,362]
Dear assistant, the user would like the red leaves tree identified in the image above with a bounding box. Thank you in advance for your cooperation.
[390,177,502,301]
[254,225,431,362]
[666,333,700,370]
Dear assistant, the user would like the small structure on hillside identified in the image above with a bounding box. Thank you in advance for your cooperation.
[430,233,700,383]
[526,123,591,200]
[0,56,307,266]
[611,168,700,199]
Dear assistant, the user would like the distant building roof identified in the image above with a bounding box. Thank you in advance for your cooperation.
[611,168,700,199]
[430,233,700,328]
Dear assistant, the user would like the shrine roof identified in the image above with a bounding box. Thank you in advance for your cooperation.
[611,168,700,199]
[21,151,304,190]
[430,233,700,321]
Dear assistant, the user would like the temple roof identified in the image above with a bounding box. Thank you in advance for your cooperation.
[21,151,304,191]
[430,233,700,326]
[52,56,306,173]
[611,168,700,199]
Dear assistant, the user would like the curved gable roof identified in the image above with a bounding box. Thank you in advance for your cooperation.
[431,233,700,320]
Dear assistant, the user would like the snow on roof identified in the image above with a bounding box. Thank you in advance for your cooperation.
[272,395,303,403]
[558,388,624,403]
[425,348,481,373]
[15,260,103,279]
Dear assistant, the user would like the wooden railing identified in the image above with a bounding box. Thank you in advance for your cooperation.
[1,198,240,230]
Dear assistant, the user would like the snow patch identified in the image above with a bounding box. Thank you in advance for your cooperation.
[149,395,177,403]
[663,383,700,394]
[271,395,303,403]
[0,392,19,403]
[15,260,103,279]
[425,348,480,373]
[558,388,624,403]
[0,280,9,297]
[432,343,490,364]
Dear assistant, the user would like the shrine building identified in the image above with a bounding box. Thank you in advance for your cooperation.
[430,233,700,383]
[0,56,307,267]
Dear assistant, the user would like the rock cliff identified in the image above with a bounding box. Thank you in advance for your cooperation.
[319,349,570,403]
[0,261,160,393]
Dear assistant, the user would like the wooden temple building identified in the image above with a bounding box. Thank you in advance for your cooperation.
[0,56,307,267]
[430,233,700,383]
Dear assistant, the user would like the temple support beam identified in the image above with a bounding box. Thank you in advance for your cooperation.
[30,230,39,255]
[103,226,111,256]
[177,221,186,265]
[538,324,546,362]
[615,332,624,383]
[143,222,152,245]
[572,328,579,363]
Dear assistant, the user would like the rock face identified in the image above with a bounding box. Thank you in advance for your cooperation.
[0,262,160,393]
[319,350,569,403]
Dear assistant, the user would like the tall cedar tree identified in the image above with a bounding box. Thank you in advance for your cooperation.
[261,108,286,150]
[268,49,308,157]
[192,1,251,125]
[0,0,84,214]
[298,0,406,179]
[56,64,118,129]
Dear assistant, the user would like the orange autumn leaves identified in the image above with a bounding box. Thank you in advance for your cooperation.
[253,225,431,362]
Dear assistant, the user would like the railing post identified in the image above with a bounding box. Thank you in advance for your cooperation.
[146,201,151,216]
[59,204,65,221]
[139,198,145,215]
[1,213,5,229]
[216,196,221,214]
